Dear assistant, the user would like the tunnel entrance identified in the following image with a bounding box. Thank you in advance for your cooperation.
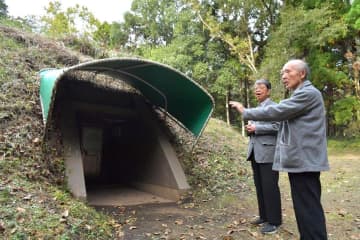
[79,113,142,187]
[78,112,174,205]
[52,76,190,206]
[40,58,214,206]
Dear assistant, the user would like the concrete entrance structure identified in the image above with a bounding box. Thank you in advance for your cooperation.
[56,79,189,205]
[39,58,214,206]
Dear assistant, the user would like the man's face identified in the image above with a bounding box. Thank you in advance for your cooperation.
[280,62,306,90]
[254,83,270,103]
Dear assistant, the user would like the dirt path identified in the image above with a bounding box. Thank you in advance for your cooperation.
[99,152,360,240]
[321,153,360,240]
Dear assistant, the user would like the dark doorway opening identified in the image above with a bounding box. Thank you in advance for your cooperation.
[53,77,189,206]
[78,112,174,205]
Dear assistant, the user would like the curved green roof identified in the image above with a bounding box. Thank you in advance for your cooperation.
[39,57,214,138]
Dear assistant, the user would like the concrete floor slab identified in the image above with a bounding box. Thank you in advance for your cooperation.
[87,185,174,206]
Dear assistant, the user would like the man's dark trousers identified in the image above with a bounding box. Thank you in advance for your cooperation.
[288,172,327,240]
[251,159,282,226]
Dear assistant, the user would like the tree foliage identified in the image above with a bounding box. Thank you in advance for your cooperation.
[40,1,102,38]
[257,4,348,95]
[257,0,359,136]
[181,0,283,127]
[345,0,360,29]
[121,0,178,47]
[27,0,360,136]
[0,0,7,17]
[332,96,360,126]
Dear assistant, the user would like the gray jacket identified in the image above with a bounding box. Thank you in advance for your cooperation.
[247,98,279,163]
[243,80,329,173]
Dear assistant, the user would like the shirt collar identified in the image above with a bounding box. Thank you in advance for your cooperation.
[259,97,270,106]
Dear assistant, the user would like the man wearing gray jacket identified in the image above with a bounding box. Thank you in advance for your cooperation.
[230,59,329,239]
[246,79,282,234]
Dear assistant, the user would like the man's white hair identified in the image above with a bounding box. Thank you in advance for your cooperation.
[286,59,310,79]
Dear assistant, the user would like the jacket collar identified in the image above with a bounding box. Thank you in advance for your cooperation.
[293,80,311,94]
[259,97,271,107]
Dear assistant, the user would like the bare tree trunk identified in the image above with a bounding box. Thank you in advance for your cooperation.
[244,77,250,108]
[226,89,230,126]
[325,84,335,136]
[241,120,246,137]
[353,38,360,98]
[241,78,251,137]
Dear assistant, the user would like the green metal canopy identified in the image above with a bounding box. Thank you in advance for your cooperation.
[39,57,214,138]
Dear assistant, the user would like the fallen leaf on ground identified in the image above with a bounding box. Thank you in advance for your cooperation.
[227,229,234,234]
[196,236,207,239]
[338,209,347,217]
[350,234,360,240]
[222,236,234,240]
[249,231,258,237]
[23,194,32,200]
[184,203,195,208]
[175,219,184,225]
[16,207,26,213]
[17,217,25,223]
[0,221,5,232]
[118,206,126,213]
[62,209,69,218]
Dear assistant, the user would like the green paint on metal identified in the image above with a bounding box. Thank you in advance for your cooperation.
[39,68,63,122]
[38,58,214,137]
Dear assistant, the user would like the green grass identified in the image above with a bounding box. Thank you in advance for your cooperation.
[0,17,33,32]
[0,177,119,239]
[181,118,250,200]
[327,137,360,154]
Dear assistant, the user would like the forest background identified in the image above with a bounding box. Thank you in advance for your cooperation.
[2,0,360,137]
[1,0,360,239]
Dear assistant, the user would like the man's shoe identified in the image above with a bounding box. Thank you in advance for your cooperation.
[260,223,278,234]
[250,218,266,225]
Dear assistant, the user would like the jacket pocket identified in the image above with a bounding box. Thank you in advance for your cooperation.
[279,144,302,168]
[279,120,291,145]
[260,135,277,146]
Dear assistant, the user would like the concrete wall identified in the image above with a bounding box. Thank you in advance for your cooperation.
[59,101,87,200]
[132,97,190,200]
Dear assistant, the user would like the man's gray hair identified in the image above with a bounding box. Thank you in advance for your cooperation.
[288,59,311,80]
[255,79,271,89]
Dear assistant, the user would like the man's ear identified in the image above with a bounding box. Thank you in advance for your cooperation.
[300,70,306,79]
[267,89,271,97]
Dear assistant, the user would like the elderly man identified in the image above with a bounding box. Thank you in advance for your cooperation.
[246,79,282,234]
[230,59,329,239]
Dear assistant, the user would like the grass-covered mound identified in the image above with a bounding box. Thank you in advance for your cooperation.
[0,23,123,239]
[0,21,249,239]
